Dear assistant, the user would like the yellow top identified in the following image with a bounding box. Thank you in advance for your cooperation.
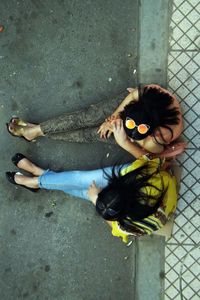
[111,155,178,243]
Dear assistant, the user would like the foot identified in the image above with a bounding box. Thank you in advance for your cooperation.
[6,172,39,192]
[7,117,43,141]
[12,153,45,176]
[14,173,39,189]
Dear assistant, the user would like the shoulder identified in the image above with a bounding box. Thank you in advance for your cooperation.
[121,155,149,176]
[121,154,163,176]
[142,136,165,152]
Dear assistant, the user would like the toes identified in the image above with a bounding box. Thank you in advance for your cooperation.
[9,123,14,129]
[8,123,15,133]
[12,119,18,124]
[10,117,19,125]
[10,117,27,127]
[9,123,17,133]
[8,121,18,132]
[8,123,23,136]
[14,173,23,184]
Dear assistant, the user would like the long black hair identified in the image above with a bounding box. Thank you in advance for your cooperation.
[120,86,180,144]
[96,162,167,233]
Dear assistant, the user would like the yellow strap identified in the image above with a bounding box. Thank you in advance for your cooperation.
[131,221,153,234]
[146,216,163,229]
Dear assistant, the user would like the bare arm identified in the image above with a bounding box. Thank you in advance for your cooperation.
[119,139,147,158]
[98,88,139,139]
[110,88,139,118]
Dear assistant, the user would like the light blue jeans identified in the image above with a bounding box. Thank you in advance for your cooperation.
[38,164,130,201]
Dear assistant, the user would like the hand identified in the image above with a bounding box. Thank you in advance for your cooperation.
[111,119,128,146]
[87,181,102,204]
[97,121,113,139]
[98,114,120,139]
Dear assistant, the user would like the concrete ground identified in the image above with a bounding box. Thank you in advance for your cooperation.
[0,1,138,300]
[0,0,170,299]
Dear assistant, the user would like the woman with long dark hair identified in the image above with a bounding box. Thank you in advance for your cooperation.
[6,84,186,157]
[6,121,178,242]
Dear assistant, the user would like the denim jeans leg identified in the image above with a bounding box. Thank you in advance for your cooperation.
[38,167,113,200]
[38,164,131,200]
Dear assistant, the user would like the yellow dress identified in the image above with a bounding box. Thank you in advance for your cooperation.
[111,155,178,243]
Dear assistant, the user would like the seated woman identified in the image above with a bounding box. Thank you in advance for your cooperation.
[7,84,185,156]
[6,120,178,242]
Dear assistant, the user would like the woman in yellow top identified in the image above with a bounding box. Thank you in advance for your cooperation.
[6,120,178,242]
[96,155,177,242]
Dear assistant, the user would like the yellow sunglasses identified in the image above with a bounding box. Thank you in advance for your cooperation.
[125,117,150,134]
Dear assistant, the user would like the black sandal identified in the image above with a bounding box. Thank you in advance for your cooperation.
[5,172,39,193]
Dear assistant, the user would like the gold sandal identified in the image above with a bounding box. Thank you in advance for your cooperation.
[6,117,32,142]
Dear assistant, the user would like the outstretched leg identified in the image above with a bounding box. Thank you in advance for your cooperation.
[9,167,111,198]
[40,91,127,135]
[7,156,45,190]
[7,119,44,141]
[46,126,116,144]
[8,166,113,198]
[16,156,45,176]
[7,91,127,142]
[7,153,131,199]
[38,163,130,200]
[14,174,39,189]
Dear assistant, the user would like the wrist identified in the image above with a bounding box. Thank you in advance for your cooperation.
[106,114,119,122]
[119,137,133,149]
[119,136,129,147]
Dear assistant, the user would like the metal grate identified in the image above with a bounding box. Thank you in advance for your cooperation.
[165,245,200,300]
[165,0,200,299]
[169,0,200,51]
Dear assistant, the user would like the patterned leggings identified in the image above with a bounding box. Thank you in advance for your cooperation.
[40,91,127,144]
